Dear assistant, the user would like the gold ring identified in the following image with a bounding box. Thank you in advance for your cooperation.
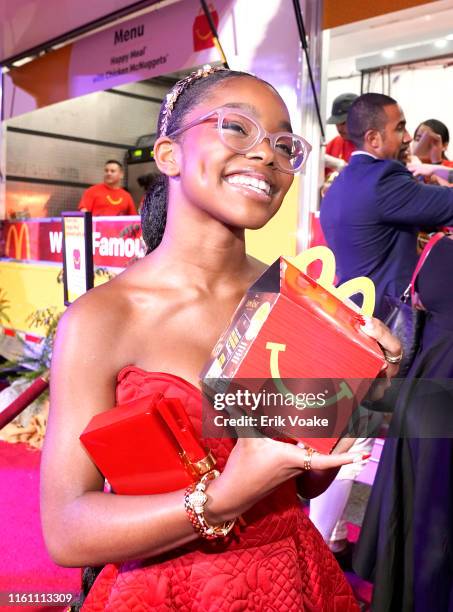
[383,349,403,364]
[303,446,314,471]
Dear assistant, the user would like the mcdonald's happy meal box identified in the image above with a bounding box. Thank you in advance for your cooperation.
[201,247,386,453]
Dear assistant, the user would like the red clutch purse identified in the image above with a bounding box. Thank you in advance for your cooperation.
[80,392,216,495]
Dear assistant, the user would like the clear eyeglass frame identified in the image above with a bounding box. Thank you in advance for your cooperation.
[166,106,312,174]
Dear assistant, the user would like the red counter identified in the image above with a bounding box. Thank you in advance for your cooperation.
[1,216,144,268]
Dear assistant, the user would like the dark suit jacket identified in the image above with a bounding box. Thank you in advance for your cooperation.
[320,153,453,319]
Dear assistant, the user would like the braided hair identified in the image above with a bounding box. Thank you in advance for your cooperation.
[141,66,268,252]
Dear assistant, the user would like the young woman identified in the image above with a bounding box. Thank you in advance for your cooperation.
[408,120,453,186]
[412,118,453,167]
[41,66,400,610]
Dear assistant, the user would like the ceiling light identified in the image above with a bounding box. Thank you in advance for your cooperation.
[434,39,448,49]
[11,56,34,68]
[382,50,396,59]
[446,34,453,41]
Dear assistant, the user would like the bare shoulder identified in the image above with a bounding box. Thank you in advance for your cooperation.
[53,256,166,372]
[53,270,141,376]
[58,273,130,335]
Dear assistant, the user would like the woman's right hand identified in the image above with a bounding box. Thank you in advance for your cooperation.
[407,161,436,177]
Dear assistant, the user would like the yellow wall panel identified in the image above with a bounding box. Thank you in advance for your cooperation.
[246,177,299,264]
[0,261,112,336]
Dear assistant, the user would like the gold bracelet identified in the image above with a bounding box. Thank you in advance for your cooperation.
[184,470,236,539]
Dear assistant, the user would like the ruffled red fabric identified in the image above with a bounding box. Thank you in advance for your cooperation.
[82,367,359,611]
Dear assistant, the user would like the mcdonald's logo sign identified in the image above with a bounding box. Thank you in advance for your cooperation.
[5,223,31,259]
[192,4,218,51]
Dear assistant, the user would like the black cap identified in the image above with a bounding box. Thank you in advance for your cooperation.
[327,93,358,125]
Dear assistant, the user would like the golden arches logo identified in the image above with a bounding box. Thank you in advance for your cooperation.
[195,28,212,41]
[106,195,123,206]
[265,341,354,410]
[5,223,31,259]
[289,246,376,316]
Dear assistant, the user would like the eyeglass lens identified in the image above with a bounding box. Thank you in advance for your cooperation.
[219,112,307,172]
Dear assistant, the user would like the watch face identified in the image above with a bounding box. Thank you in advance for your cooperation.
[188,490,207,511]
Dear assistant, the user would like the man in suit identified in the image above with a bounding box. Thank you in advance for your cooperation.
[313,93,453,568]
[320,92,453,319]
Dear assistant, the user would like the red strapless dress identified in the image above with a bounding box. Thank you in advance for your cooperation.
[82,366,359,611]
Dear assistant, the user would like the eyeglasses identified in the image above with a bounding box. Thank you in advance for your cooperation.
[166,106,311,174]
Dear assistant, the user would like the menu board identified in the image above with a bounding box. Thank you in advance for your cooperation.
[62,212,94,305]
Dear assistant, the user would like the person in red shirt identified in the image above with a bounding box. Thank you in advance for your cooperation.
[78,160,137,216]
[325,93,357,174]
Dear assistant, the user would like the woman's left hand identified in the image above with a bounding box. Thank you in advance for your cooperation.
[360,316,402,398]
